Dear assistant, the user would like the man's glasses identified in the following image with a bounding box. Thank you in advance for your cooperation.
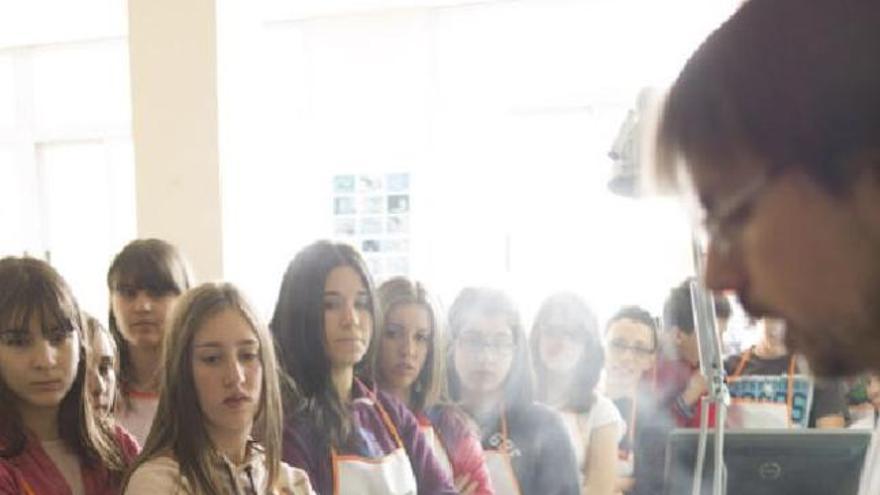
[701,172,773,257]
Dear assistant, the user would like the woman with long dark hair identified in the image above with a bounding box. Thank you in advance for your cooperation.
[271,241,454,494]
[123,283,313,494]
[530,292,622,495]
[448,287,580,495]
[0,257,139,494]
[107,239,192,445]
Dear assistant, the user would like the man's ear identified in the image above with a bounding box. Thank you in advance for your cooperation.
[851,151,880,243]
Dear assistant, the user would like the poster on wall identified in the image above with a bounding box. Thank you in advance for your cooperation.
[332,172,411,282]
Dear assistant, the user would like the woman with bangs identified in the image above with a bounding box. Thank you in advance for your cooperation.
[447,287,580,495]
[530,293,622,495]
[107,238,193,445]
[0,257,139,494]
[374,277,494,495]
[271,241,455,494]
[123,282,313,494]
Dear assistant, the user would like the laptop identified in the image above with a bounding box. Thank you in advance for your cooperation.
[664,428,871,495]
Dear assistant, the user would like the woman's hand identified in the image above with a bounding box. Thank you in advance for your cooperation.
[455,473,479,495]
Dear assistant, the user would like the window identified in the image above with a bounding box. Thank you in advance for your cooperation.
[0,3,134,321]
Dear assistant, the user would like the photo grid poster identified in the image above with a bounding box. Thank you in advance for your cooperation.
[332,173,410,281]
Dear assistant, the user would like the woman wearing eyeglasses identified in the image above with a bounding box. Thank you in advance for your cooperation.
[447,287,580,495]
[602,306,660,495]
[530,292,622,495]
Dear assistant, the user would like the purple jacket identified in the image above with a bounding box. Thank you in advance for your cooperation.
[282,379,456,495]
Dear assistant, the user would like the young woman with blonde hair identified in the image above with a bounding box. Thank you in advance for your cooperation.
[375,277,493,495]
[83,314,120,419]
[124,282,313,494]
[530,292,623,495]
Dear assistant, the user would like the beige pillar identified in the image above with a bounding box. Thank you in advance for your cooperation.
[127,0,223,282]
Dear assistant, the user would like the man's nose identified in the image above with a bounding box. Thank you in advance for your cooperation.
[704,240,747,293]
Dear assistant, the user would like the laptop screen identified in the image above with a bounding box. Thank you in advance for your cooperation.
[664,428,871,495]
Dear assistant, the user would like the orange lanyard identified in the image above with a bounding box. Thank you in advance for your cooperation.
[21,480,37,495]
[483,406,512,455]
[627,392,638,448]
[329,379,406,487]
[729,347,797,427]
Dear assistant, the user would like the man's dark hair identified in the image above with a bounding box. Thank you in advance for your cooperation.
[606,305,659,351]
[663,279,730,335]
[655,0,880,195]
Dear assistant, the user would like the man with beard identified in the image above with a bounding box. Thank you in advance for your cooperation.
[653,0,880,492]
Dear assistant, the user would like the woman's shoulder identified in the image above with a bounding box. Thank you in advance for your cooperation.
[589,394,624,427]
[364,382,418,427]
[424,404,478,441]
[0,458,24,493]
[125,456,187,494]
[278,461,316,495]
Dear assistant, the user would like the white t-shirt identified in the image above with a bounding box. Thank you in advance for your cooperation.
[41,439,84,495]
[118,391,159,446]
[558,395,625,482]
[858,422,880,495]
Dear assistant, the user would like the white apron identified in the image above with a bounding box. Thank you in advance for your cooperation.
[726,349,813,429]
[483,411,522,495]
[331,390,418,495]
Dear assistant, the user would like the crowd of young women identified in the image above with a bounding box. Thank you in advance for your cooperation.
[0,238,661,495]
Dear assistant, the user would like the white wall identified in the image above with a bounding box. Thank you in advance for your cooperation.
[129,0,224,283]
[218,0,738,322]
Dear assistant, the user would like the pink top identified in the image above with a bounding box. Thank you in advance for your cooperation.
[421,405,495,495]
[0,426,140,495]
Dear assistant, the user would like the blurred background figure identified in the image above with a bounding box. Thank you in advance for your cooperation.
[655,279,730,429]
[724,319,848,429]
[448,287,580,495]
[602,306,660,494]
[531,292,622,495]
[84,313,120,419]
